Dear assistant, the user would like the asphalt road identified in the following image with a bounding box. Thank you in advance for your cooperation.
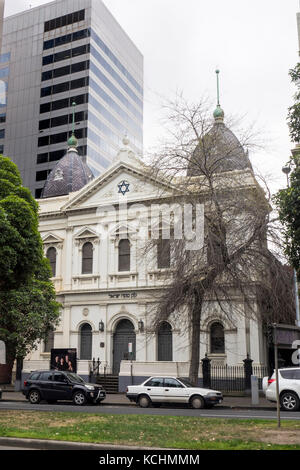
[0,399,300,420]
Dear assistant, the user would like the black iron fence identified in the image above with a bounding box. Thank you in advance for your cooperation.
[202,355,269,392]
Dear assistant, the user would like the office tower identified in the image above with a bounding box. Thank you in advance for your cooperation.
[0,0,4,53]
[297,11,300,55]
[0,0,143,197]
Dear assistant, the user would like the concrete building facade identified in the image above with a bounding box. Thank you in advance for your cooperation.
[0,0,143,197]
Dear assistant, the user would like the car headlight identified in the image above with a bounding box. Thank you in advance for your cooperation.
[85,385,95,391]
[206,392,219,397]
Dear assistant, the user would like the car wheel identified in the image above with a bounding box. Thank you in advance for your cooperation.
[73,391,87,406]
[28,390,41,405]
[190,395,204,409]
[138,395,151,408]
[280,391,300,411]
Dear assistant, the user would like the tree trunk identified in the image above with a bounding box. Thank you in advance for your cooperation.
[189,292,203,385]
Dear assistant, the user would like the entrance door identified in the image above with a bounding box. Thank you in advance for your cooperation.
[80,323,92,360]
[113,319,136,374]
[158,322,173,361]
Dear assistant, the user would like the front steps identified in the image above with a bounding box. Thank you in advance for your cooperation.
[95,375,119,393]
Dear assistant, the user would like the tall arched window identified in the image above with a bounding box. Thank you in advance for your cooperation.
[82,242,93,274]
[46,247,57,277]
[80,323,92,360]
[157,321,173,361]
[210,322,225,354]
[157,238,171,269]
[44,328,54,353]
[118,239,130,272]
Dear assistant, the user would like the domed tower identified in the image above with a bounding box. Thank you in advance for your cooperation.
[42,103,94,198]
[187,70,252,176]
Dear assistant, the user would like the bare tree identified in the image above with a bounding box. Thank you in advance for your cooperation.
[144,94,295,384]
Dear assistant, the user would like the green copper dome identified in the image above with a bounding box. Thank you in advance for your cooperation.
[68,133,78,148]
[213,104,225,121]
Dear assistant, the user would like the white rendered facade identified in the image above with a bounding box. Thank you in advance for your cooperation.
[23,140,268,386]
[0,0,143,197]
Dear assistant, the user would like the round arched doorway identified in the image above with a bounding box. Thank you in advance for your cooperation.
[113,319,136,374]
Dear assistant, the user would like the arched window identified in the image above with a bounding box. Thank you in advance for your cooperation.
[157,321,173,361]
[157,238,171,269]
[210,322,225,354]
[80,323,92,360]
[82,242,93,274]
[46,247,57,277]
[118,239,130,272]
[44,328,54,353]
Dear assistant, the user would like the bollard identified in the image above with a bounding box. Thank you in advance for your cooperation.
[251,375,259,405]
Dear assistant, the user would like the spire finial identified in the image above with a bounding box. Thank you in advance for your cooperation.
[216,69,220,106]
[213,69,225,123]
[67,102,78,149]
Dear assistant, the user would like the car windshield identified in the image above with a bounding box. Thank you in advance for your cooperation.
[65,372,85,384]
[178,378,196,388]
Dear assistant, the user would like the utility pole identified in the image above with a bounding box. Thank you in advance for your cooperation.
[273,324,281,428]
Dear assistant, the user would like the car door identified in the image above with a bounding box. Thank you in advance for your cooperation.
[38,371,54,399]
[163,378,189,403]
[143,377,165,402]
[52,372,71,400]
[291,369,300,397]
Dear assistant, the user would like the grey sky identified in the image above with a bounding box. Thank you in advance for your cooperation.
[4,0,300,191]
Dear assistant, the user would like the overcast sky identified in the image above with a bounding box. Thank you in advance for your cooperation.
[4,0,300,192]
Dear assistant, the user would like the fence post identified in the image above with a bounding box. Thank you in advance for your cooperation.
[202,354,211,388]
[243,354,253,394]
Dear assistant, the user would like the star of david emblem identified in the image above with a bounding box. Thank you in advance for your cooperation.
[118,180,130,196]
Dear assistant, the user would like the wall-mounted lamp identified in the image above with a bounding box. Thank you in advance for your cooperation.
[99,320,105,332]
[138,320,144,332]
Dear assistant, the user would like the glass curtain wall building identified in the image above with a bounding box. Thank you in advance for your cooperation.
[0,0,143,197]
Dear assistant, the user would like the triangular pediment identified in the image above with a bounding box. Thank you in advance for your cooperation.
[62,160,181,212]
[42,233,64,244]
[74,226,99,239]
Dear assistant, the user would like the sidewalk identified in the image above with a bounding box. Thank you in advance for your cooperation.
[0,391,276,410]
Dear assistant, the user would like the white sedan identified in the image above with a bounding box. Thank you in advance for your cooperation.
[126,376,223,409]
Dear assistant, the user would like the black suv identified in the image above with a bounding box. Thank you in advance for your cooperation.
[22,370,106,406]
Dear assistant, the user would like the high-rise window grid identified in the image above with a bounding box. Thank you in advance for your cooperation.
[42,44,90,66]
[41,76,89,98]
[90,44,142,110]
[37,145,87,165]
[38,128,87,147]
[90,61,142,122]
[39,110,88,131]
[40,93,89,114]
[90,29,142,97]
[89,77,142,139]
[44,9,85,33]
[41,60,90,82]
[43,29,90,50]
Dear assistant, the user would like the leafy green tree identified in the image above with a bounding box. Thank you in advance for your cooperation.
[274,64,300,278]
[0,156,60,377]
